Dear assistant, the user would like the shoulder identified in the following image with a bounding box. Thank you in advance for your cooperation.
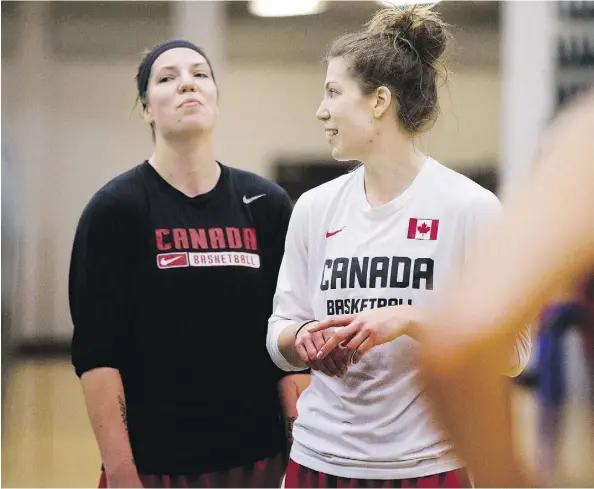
[281,169,358,241]
[99,162,148,198]
[78,163,146,227]
[426,159,500,213]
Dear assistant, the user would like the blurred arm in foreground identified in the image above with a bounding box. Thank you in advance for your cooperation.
[419,91,594,488]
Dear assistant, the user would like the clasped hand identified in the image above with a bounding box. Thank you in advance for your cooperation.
[294,324,350,377]
[296,306,422,375]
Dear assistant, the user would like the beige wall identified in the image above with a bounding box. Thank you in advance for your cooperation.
[2,2,500,342]
[218,63,501,178]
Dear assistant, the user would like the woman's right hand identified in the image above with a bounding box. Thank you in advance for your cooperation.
[295,322,351,377]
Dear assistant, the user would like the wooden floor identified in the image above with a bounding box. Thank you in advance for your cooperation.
[2,358,593,488]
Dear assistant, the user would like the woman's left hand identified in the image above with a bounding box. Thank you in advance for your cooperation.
[308,306,424,364]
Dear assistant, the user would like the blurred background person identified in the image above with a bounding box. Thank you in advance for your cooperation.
[535,279,594,484]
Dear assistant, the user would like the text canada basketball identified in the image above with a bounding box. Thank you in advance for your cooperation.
[155,227,259,251]
[154,227,260,270]
[320,256,434,290]
[321,256,434,315]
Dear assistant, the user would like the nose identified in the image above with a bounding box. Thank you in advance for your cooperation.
[178,71,197,94]
[316,101,329,121]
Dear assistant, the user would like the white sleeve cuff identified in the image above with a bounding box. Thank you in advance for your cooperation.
[267,320,310,372]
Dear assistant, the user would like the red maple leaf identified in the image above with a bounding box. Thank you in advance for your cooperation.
[417,222,431,234]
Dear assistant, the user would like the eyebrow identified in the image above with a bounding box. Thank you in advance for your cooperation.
[157,62,209,72]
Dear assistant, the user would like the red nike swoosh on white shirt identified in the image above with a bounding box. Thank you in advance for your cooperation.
[325,227,345,238]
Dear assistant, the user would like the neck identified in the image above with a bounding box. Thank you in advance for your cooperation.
[150,134,220,198]
[361,129,425,208]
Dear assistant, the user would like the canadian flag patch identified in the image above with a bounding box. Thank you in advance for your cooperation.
[407,218,439,240]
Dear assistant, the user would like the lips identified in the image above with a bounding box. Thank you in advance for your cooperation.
[325,128,338,139]
[179,98,200,108]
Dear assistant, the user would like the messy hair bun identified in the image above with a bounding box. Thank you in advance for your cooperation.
[327,4,451,133]
[366,5,449,67]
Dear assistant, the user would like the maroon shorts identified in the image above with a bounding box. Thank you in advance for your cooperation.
[98,453,285,488]
[283,459,469,488]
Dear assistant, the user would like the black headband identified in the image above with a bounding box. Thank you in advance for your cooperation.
[136,39,205,103]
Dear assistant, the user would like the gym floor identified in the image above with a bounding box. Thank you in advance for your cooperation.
[2,358,593,488]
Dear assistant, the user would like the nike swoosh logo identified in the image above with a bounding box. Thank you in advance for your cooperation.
[243,193,266,204]
[160,256,183,266]
[325,227,345,238]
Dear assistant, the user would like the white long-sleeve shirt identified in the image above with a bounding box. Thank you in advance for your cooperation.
[267,157,531,480]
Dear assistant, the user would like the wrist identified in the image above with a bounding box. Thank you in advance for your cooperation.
[295,320,318,340]
[104,458,137,478]
[402,311,426,341]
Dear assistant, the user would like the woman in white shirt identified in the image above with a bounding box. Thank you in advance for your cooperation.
[267,5,531,488]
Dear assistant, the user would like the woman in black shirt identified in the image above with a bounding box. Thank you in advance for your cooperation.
[69,39,306,488]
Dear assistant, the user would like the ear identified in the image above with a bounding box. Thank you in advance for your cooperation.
[142,103,153,125]
[373,86,392,119]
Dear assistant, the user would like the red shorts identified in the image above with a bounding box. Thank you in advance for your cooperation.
[283,459,469,488]
[98,453,285,488]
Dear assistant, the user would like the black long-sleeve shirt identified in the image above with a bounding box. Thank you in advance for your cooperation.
[69,161,293,475]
